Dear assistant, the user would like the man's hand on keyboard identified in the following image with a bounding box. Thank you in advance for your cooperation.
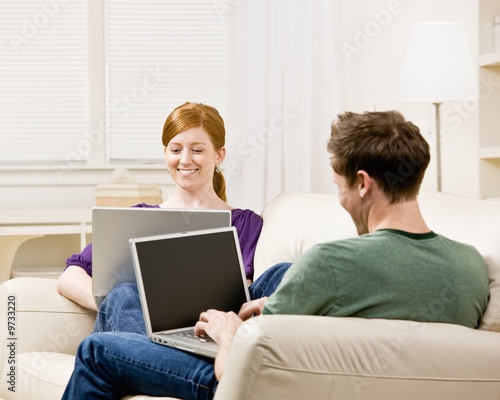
[194,309,242,345]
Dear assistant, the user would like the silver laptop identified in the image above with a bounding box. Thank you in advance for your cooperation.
[130,226,250,358]
[92,207,231,307]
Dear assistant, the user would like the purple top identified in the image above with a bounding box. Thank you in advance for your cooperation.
[65,204,263,280]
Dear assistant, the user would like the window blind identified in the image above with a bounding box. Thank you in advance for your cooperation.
[0,0,88,164]
[105,0,229,163]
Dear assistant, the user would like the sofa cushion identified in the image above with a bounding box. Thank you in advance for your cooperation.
[0,352,75,400]
[254,192,357,278]
[1,278,96,355]
[215,315,500,400]
[417,192,500,332]
[1,353,183,400]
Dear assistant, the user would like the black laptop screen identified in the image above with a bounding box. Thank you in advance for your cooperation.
[133,229,249,333]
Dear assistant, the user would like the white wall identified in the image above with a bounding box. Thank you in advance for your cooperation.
[313,0,480,198]
[0,0,481,212]
[0,166,173,210]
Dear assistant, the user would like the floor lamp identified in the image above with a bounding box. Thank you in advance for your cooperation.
[397,22,475,192]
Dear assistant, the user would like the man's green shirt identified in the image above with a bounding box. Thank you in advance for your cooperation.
[263,229,489,328]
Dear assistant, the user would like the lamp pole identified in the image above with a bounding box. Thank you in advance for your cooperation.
[434,102,442,192]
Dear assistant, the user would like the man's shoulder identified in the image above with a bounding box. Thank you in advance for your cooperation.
[432,233,485,262]
[300,234,383,264]
[312,230,397,250]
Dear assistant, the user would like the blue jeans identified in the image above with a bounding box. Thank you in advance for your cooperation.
[93,281,147,334]
[63,331,217,400]
[63,262,291,400]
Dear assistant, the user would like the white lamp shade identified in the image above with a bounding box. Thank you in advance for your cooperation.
[397,22,475,103]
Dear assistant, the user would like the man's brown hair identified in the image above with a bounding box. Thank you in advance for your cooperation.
[327,110,430,203]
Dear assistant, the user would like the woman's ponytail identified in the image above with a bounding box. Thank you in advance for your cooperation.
[213,167,227,202]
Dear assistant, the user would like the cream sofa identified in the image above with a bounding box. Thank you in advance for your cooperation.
[1,191,500,400]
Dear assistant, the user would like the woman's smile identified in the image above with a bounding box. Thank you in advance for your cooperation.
[177,168,199,176]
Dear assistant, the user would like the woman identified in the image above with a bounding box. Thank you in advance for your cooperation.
[57,102,264,312]
[60,103,291,399]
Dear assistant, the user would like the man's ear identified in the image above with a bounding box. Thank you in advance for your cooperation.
[357,170,371,198]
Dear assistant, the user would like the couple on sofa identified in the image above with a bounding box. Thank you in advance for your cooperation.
[58,102,489,400]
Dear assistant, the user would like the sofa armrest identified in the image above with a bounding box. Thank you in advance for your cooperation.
[1,277,96,357]
[215,315,500,400]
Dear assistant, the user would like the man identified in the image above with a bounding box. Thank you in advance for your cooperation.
[62,111,489,400]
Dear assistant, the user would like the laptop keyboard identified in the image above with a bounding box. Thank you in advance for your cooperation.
[170,330,214,343]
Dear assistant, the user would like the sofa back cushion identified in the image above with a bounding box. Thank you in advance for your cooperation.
[417,192,500,332]
[255,191,500,332]
[254,192,357,276]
